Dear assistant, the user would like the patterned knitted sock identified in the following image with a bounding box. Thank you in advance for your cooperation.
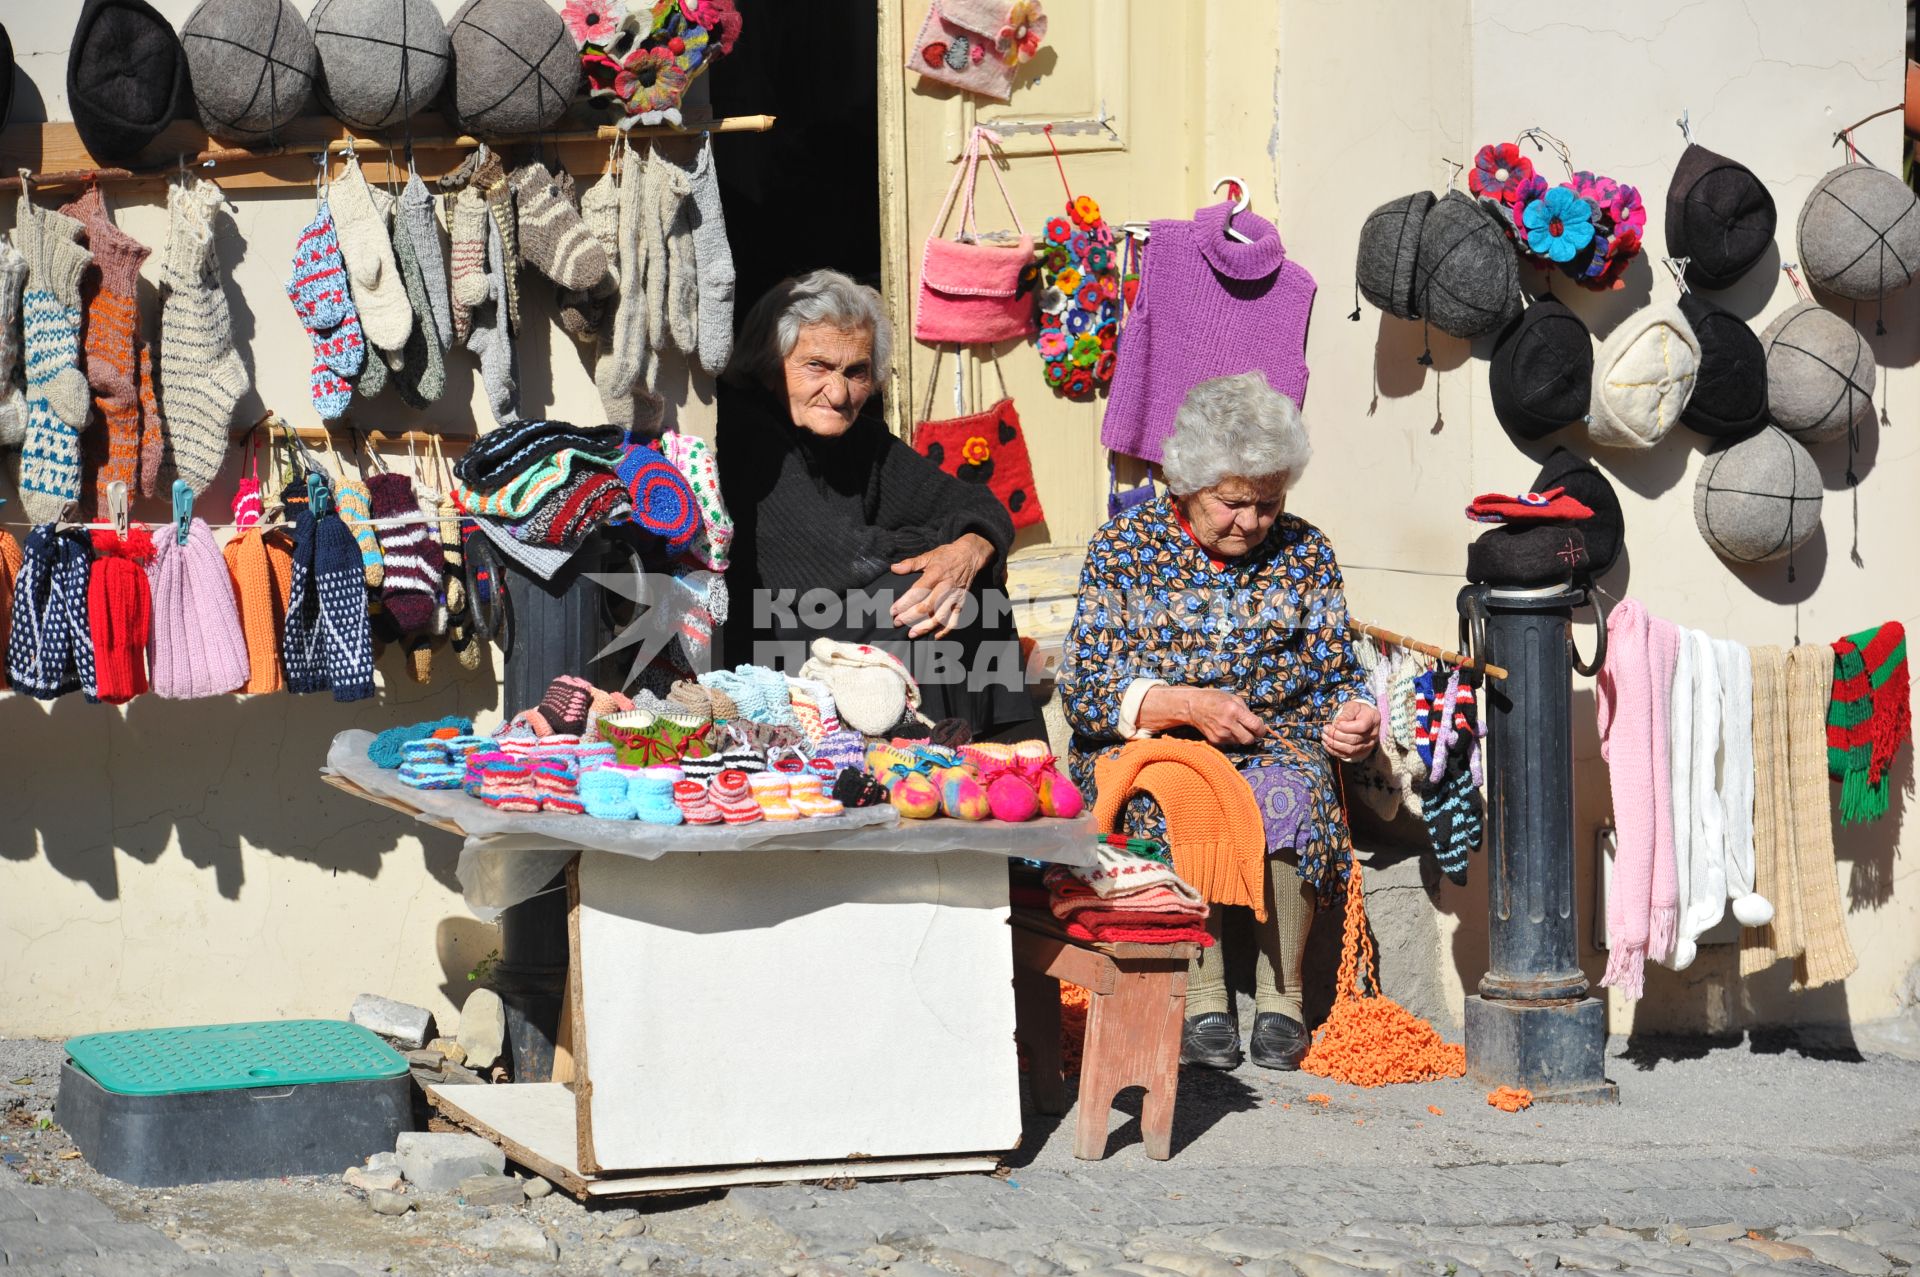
[15,195,93,523]
[473,152,520,337]
[645,147,696,355]
[0,238,26,447]
[398,171,452,353]
[135,341,163,497]
[159,179,249,496]
[433,494,479,671]
[558,166,620,344]
[473,217,519,425]
[595,148,650,428]
[369,473,442,634]
[334,478,384,587]
[446,186,488,343]
[284,200,364,420]
[6,526,95,700]
[512,161,608,290]
[328,156,413,352]
[670,136,735,376]
[389,199,446,409]
[62,189,149,516]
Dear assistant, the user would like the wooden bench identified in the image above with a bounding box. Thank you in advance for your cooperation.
[1008,909,1196,1161]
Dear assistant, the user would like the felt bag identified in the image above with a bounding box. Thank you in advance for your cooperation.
[914,349,1044,531]
[906,0,1018,102]
[1107,455,1156,520]
[915,126,1037,345]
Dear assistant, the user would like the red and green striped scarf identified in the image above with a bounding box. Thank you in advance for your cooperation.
[1827,621,1910,825]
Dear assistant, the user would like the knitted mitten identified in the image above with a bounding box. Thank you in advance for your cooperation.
[88,525,154,704]
[284,200,365,421]
[670,136,735,375]
[512,161,608,290]
[595,147,650,428]
[7,525,95,699]
[15,193,94,523]
[329,156,413,352]
[645,147,697,355]
[62,189,151,516]
[389,197,446,408]
[446,185,489,343]
[316,501,375,703]
[334,477,384,587]
[472,217,519,425]
[0,237,26,446]
[159,179,249,495]
[135,342,164,497]
[657,431,732,570]
[398,171,452,353]
[369,472,442,635]
[1420,764,1482,886]
[0,529,21,691]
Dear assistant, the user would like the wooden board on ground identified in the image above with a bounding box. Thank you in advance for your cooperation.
[425,1084,1000,1199]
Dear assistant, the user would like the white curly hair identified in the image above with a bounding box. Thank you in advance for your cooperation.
[1159,371,1311,496]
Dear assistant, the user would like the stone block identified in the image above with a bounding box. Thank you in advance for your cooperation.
[396,1131,506,1192]
[350,994,435,1049]
[458,988,507,1070]
[1781,1235,1892,1276]
[369,1190,413,1216]
[459,1173,528,1208]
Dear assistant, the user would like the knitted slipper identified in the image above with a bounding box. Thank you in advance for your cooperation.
[833,767,890,810]
[1013,741,1085,819]
[787,773,844,819]
[464,750,511,796]
[631,769,686,825]
[581,766,639,820]
[673,778,724,824]
[710,770,763,824]
[478,758,539,812]
[748,772,799,821]
[912,745,990,821]
[961,742,1041,822]
[866,746,941,820]
[399,762,463,790]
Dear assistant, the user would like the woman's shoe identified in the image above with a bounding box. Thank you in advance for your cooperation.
[1012,741,1085,818]
[1248,1012,1309,1070]
[1179,1012,1242,1070]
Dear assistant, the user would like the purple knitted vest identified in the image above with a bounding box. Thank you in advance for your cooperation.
[1101,202,1317,464]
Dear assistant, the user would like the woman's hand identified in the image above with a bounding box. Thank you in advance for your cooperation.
[891,533,994,638]
[1322,700,1380,762]
[1139,685,1269,747]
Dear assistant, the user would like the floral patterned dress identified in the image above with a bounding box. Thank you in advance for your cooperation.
[1059,497,1368,902]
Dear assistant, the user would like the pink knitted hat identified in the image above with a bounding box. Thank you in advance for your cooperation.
[147,518,251,698]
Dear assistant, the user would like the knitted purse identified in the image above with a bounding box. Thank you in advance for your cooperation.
[905,0,1041,103]
[914,126,1036,344]
[913,349,1043,531]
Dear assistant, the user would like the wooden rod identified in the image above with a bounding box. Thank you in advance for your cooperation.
[1358,621,1508,682]
[239,419,474,450]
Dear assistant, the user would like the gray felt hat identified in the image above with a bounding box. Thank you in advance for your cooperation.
[445,0,582,138]
[181,0,316,144]
[310,0,450,133]
[1694,425,1822,564]
[1413,190,1522,341]
[1758,299,1875,445]
[1678,292,1767,440]
[1356,191,1434,320]
[1797,162,1920,304]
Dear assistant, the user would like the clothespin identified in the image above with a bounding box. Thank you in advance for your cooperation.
[307,471,334,519]
[106,482,130,539]
[171,480,194,546]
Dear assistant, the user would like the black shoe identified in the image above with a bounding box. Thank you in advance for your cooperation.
[1248,1012,1309,1070]
[1179,1012,1242,1070]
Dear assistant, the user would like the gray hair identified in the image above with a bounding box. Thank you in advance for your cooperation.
[725,269,894,389]
[1159,371,1311,496]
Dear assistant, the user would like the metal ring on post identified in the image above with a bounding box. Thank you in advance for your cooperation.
[1570,587,1610,678]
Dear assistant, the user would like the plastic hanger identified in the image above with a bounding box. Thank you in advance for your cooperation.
[1213,176,1253,243]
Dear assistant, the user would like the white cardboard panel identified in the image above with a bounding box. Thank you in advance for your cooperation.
[576,849,1022,1172]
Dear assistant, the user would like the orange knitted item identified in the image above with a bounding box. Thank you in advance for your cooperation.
[0,530,21,692]
[1092,738,1269,922]
[135,341,164,497]
[1487,1086,1533,1112]
[1299,860,1468,1087]
[223,527,295,694]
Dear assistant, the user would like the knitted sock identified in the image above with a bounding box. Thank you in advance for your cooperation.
[282,481,326,695]
[472,217,519,425]
[595,146,650,428]
[135,342,163,497]
[87,525,154,704]
[446,185,488,344]
[646,146,696,356]
[15,195,93,523]
[352,317,388,400]
[709,770,763,824]
[334,478,384,587]
[389,193,445,409]
[672,136,735,376]
[437,495,479,671]
[528,674,595,738]
[369,473,442,634]
[62,189,150,517]
[329,157,413,352]
[0,238,27,447]
[476,155,520,338]
[512,161,608,290]
[7,526,95,699]
[398,172,452,353]
[159,179,249,495]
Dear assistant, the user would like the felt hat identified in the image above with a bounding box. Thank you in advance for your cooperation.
[1532,447,1624,577]
[1677,292,1768,440]
[1758,300,1875,445]
[1665,143,1777,290]
[1489,296,1593,440]
[1797,163,1920,303]
[309,0,450,132]
[1587,301,1701,449]
[66,0,190,166]
[1413,190,1523,340]
[1356,191,1434,321]
[1694,425,1823,565]
[445,0,582,138]
[1465,523,1590,588]
[181,0,317,144]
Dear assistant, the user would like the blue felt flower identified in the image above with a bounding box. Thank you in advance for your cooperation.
[1522,186,1597,263]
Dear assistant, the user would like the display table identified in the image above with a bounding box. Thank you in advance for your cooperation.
[323,731,1095,1196]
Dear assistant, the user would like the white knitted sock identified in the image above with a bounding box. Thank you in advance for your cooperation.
[330,157,414,353]
[0,236,30,447]
[683,135,735,376]
[595,145,651,428]
[16,194,94,523]
[646,149,696,355]
[159,179,250,497]
[473,216,518,425]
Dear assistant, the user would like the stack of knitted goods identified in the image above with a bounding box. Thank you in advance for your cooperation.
[1043,837,1213,946]
[450,419,631,576]
[1463,484,1595,588]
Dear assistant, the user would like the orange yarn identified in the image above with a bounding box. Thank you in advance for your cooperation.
[0,529,21,692]
[223,528,295,694]
[1487,1086,1533,1112]
[1299,860,1468,1086]
[1092,738,1269,921]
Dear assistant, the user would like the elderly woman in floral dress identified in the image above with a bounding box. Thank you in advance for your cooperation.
[1059,371,1380,1071]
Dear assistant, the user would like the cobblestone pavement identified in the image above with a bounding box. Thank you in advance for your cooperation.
[3,1033,1919,1276]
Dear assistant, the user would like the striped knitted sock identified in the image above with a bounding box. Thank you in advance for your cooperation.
[368,473,442,634]
[15,195,93,524]
[135,341,163,497]
[445,185,488,344]
[512,162,609,290]
[159,179,249,495]
[1420,764,1481,886]
[0,238,26,447]
[557,165,619,344]
[474,152,520,337]
[62,189,149,518]
[333,478,383,587]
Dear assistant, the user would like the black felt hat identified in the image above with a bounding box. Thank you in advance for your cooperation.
[1490,296,1593,440]
[1532,447,1623,577]
[1678,292,1768,440]
[1466,523,1590,587]
[67,0,189,167]
[1666,143,1777,290]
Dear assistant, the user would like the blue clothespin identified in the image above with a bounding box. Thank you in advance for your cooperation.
[307,471,334,519]
[171,480,194,546]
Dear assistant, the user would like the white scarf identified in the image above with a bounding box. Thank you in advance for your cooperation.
[1714,638,1773,927]
[1671,628,1727,969]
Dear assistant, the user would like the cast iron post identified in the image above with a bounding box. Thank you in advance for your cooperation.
[1460,584,1616,1102]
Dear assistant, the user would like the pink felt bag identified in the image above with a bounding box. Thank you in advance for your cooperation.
[906,0,1018,102]
[914,126,1037,346]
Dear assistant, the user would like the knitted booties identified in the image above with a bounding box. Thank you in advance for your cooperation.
[960,742,1041,822]
[527,674,595,737]
[833,767,890,809]
[673,778,724,824]
[401,762,463,790]
[534,758,584,814]
[748,772,799,821]
[866,746,942,820]
[787,772,845,819]
[1013,741,1086,819]
[709,770,763,824]
[464,750,510,797]
[631,767,686,825]
[912,745,991,821]
[581,765,639,820]
[576,740,619,773]
[478,757,539,812]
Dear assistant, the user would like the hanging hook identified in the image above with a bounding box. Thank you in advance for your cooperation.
[105,481,130,539]
[1676,109,1693,144]
[1441,157,1465,191]
[1516,126,1575,178]
[1662,256,1693,294]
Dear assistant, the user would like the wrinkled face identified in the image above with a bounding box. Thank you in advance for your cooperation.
[1180,474,1287,558]
[781,323,877,437]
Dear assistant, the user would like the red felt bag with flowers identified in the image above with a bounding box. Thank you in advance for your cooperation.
[913,350,1045,531]
[1033,126,1124,398]
[915,126,1037,345]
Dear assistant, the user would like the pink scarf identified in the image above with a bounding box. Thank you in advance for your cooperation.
[1595,600,1681,999]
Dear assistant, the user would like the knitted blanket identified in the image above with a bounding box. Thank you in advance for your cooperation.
[1065,919,1214,947]
[1092,738,1269,922]
[1827,621,1909,825]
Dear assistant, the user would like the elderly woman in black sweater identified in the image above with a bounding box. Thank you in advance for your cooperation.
[716,270,1041,741]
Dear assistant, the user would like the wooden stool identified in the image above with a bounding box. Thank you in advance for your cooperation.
[1009,910,1196,1160]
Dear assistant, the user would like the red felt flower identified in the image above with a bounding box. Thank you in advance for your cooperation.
[1470,142,1534,202]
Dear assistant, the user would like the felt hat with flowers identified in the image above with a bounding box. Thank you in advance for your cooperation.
[572,0,743,128]
[1468,130,1647,292]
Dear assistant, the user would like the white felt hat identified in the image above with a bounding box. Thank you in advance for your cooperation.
[1588,300,1701,449]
